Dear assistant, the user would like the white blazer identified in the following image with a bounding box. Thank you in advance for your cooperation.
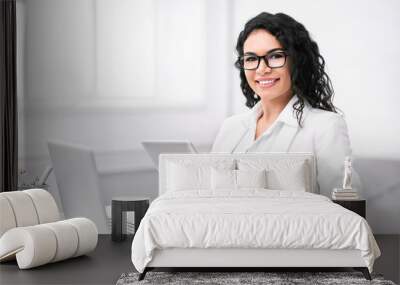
[211,95,361,197]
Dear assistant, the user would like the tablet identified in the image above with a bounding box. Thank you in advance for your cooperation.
[141,140,198,170]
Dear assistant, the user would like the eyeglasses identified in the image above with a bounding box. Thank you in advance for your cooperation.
[235,49,288,70]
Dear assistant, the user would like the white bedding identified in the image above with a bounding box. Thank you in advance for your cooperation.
[131,190,380,273]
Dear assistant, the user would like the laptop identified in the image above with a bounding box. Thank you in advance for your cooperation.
[141,140,198,170]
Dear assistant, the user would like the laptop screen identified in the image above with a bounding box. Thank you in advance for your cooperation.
[141,140,198,170]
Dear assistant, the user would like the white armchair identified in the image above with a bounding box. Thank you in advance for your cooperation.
[0,189,98,269]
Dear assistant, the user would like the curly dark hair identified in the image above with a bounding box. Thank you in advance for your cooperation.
[235,12,338,126]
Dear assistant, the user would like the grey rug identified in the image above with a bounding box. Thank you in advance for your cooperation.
[116,271,396,285]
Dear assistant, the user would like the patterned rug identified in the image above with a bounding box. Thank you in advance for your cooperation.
[116,271,396,285]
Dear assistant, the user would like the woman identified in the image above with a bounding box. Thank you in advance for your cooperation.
[211,12,360,197]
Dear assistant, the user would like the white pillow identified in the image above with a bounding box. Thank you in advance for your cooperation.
[267,162,307,191]
[165,158,236,192]
[211,168,267,190]
[210,168,236,190]
[236,169,267,189]
[237,159,310,192]
[167,162,210,191]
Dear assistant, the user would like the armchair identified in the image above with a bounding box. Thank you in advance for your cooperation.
[0,189,98,269]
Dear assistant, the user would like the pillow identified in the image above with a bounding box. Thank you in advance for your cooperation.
[166,162,211,191]
[237,159,310,192]
[210,168,236,190]
[267,162,307,191]
[211,168,267,190]
[165,158,236,192]
[236,169,267,189]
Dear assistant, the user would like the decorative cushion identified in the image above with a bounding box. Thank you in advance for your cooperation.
[237,159,310,192]
[267,162,307,191]
[211,168,267,190]
[167,162,211,191]
[163,155,311,192]
[236,169,267,189]
[166,159,235,192]
[210,168,236,190]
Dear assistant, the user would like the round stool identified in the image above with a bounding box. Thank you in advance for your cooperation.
[111,196,150,242]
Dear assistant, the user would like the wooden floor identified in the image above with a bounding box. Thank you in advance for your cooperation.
[0,235,398,285]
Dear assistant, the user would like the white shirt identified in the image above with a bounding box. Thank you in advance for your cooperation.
[211,95,361,197]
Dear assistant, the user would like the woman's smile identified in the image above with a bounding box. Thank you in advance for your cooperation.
[256,77,280,88]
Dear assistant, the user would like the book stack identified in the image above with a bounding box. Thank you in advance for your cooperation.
[332,188,359,200]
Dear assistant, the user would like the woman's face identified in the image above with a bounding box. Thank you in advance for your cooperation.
[243,29,292,102]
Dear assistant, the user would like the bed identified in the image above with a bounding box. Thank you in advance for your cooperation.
[131,153,380,280]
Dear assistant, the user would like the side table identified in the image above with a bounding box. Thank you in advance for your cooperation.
[332,199,366,218]
[112,196,150,242]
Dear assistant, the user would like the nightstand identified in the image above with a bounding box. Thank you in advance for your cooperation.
[332,199,366,218]
[111,196,150,242]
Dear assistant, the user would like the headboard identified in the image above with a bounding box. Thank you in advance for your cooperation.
[159,152,316,195]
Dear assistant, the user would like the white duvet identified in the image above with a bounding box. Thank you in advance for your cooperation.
[131,190,380,273]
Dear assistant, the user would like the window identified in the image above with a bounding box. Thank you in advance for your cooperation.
[95,0,206,107]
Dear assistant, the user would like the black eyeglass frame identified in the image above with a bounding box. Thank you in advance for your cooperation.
[235,49,289,70]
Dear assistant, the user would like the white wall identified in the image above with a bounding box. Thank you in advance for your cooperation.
[18,0,399,233]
